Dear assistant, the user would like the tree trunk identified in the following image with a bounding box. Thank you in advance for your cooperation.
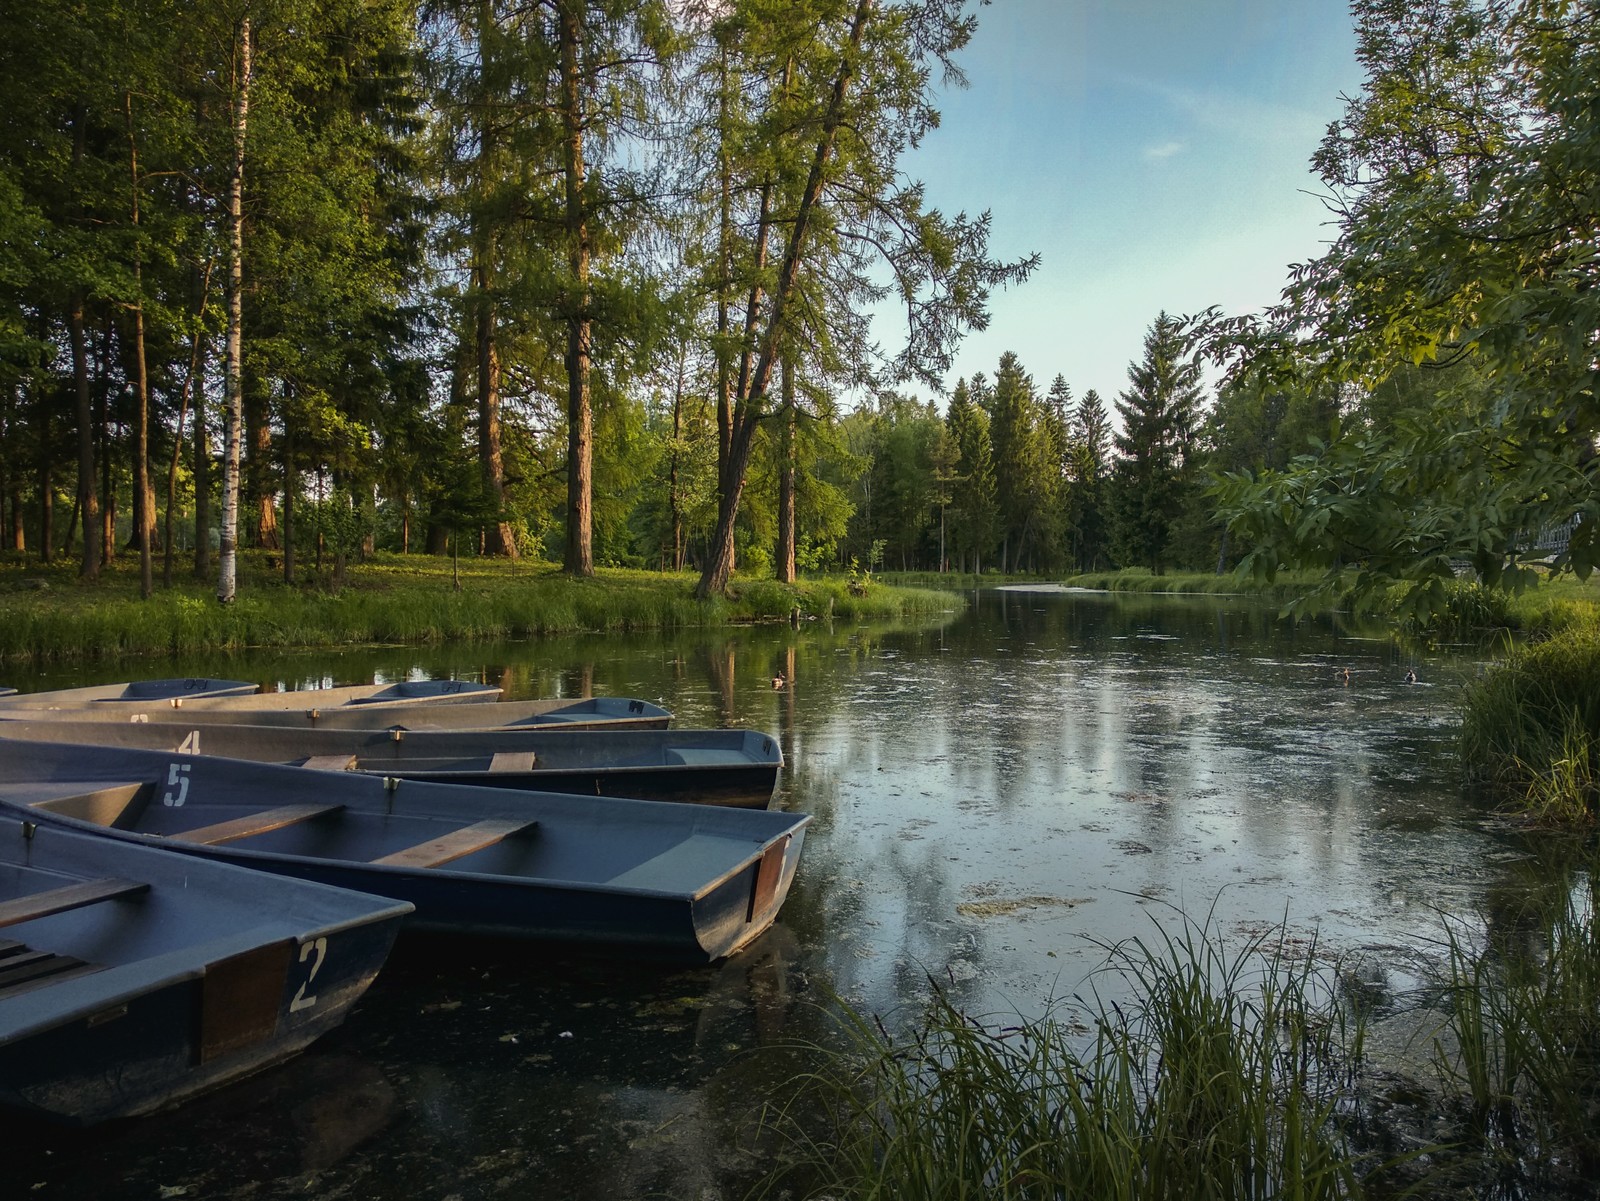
[668,344,686,571]
[558,1,593,577]
[473,239,517,557]
[218,15,250,604]
[282,417,295,584]
[126,90,153,599]
[192,332,211,578]
[776,358,796,584]
[247,385,278,549]
[165,261,211,588]
[69,297,99,580]
[697,0,871,597]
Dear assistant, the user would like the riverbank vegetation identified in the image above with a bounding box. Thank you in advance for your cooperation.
[0,552,952,664]
[770,864,1600,1201]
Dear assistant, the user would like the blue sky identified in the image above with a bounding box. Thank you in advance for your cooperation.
[897,0,1364,407]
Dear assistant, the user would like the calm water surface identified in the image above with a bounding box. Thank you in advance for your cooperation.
[1,587,1540,1199]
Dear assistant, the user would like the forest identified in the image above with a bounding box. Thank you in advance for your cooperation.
[2,0,1596,608]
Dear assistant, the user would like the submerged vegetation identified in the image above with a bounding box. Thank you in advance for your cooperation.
[0,552,955,664]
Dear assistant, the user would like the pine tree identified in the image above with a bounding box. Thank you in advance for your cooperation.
[945,377,997,573]
[1111,312,1206,574]
[1070,388,1112,570]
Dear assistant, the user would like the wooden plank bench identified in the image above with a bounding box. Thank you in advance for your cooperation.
[371,818,537,870]
[0,945,106,996]
[488,751,536,773]
[168,803,344,846]
[301,754,358,772]
[0,878,150,930]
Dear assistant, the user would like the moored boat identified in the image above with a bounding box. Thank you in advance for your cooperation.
[0,679,499,712]
[0,720,781,808]
[0,739,809,964]
[1,694,672,732]
[0,815,412,1125]
[0,678,259,708]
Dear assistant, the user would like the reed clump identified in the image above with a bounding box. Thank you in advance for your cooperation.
[765,913,1371,1201]
[1460,618,1600,824]
[1423,868,1600,1199]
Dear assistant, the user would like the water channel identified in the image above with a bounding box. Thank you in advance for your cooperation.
[0,586,1548,1200]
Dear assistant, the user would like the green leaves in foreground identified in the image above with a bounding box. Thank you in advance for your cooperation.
[765,914,1369,1201]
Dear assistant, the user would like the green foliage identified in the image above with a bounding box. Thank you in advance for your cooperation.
[1201,0,1600,611]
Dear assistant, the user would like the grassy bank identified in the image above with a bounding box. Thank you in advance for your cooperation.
[1059,567,1324,604]
[0,552,957,664]
[1461,617,1600,824]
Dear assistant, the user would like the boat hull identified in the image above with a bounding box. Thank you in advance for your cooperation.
[0,819,411,1125]
[0,722,780,808]
[0,741,809,964]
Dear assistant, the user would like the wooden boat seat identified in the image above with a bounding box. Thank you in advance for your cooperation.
[371,818,537,870]
[0,878,150,930]
[169,803,345,846]
[0,939,106,997]
[301,754,358,772]
[488,751,536,773]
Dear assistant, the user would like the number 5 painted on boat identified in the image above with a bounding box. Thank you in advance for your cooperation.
[162,761,191,807]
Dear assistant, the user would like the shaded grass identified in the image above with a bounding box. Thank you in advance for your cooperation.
[763,909,1372,1201]
[0,553,956,664]
[1460,619,1600,825]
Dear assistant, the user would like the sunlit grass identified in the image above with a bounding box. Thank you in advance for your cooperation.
[0,552,956,663]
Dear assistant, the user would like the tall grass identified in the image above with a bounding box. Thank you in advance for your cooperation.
[0,554,955,663]
[1428,868,1600,1197]
[764,911,1370,1201]
[1460,619,1600,824]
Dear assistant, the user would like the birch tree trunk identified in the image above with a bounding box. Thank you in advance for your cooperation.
[217,14,250,604]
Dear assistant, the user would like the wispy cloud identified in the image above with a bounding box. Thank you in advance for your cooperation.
[1109,71,1330,151]
[1144,140,1185,160]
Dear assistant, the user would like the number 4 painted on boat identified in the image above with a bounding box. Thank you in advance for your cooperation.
[176,729,201,755]
[162,761,191,807]
[290,938,327,1012]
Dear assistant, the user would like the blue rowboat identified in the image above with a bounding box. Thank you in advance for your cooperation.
[0,678,259,708]
[0,694,671,732]
[0,678,501,712]
[0,740,809,964]
[0,815,411,1125]
[0,721,781,808]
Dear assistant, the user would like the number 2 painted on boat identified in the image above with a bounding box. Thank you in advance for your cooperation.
[289,938,327,1012]
[162,761,191,807]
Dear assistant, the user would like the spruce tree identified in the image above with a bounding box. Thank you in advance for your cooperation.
[1111,312,1206,574]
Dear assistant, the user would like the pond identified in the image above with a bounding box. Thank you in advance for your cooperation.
[0,586,1541,1200]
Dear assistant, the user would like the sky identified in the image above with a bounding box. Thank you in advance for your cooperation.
[892,0,1366,409]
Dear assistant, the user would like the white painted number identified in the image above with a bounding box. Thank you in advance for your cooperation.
[289,937,327,1012]
[162,761,191,807]
[176,729,201,755]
